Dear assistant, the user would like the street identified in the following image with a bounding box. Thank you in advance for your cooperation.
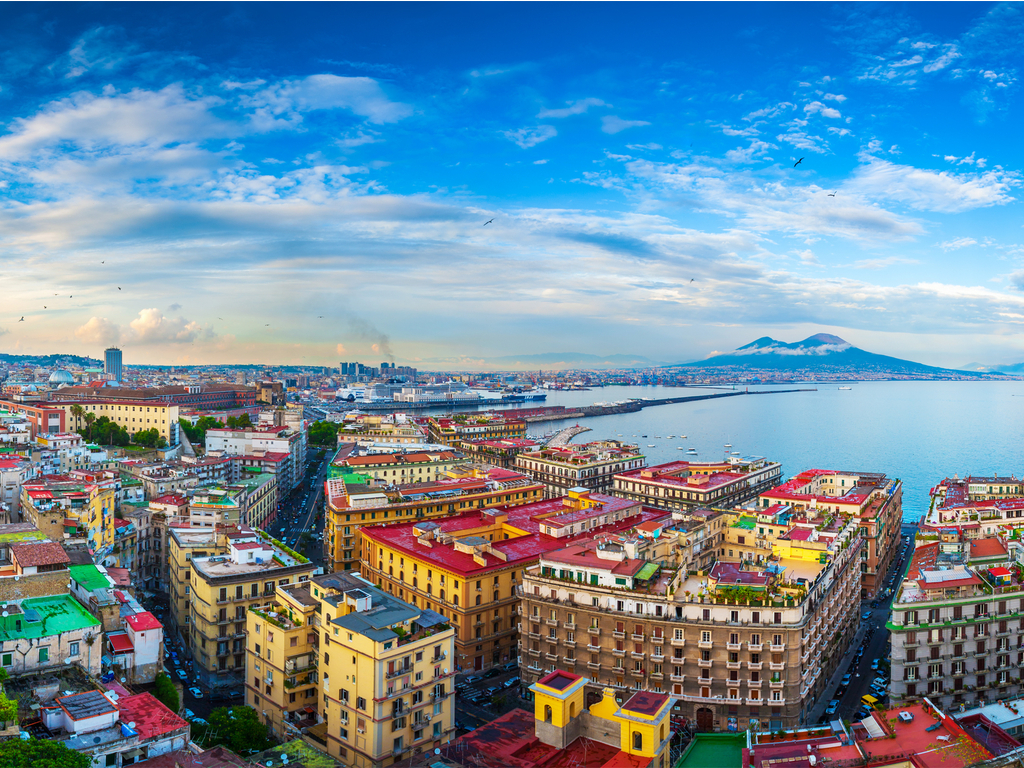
[271,448,332,568]
[809,532,916,723]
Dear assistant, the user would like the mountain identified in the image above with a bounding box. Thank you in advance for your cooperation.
[489,352,659,369]
[669,334,1001,377]
[991,361,1024,375]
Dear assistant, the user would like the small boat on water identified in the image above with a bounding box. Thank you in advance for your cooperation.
[647,444,656,448]
[838,386,852,390]
[724,443,732,448]
[687,448,698,454]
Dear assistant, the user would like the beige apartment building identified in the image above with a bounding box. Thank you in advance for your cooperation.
[187,528,315,689]
[515,441,645,498]
[518,512,864,731]
[613,457,783,512]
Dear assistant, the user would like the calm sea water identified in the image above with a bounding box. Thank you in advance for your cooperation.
[465,381,1024,523]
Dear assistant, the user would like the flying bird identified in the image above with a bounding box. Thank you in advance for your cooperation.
[827,191,836,197]
[18,317,24,322]
[484,219,494,226]
[793,158,804,167]
[690,278,695,283]
[118,287,121,290]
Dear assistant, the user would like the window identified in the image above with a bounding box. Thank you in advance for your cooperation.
[1,654,10,667]
[38,647,49,663]
[633,732,643,751]
[68,641,80,656]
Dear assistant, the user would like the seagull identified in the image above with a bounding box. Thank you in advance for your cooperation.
[484,219,494,226]
[793,158,804,168]
[690,278,695,283]
[118,287,121,290]
[828,191,836,197]
[101,261,105,264]
[265,324,270,326]
[18,317,24,322]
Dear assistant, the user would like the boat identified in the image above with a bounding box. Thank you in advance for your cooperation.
[839,386,852,390]
[687,448,698,454]
[647,444,656,448]
[680,435,686,438]
[677,446,685,450]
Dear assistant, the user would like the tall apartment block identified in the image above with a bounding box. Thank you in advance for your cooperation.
[613,457,783,512]
[104,347,122,382]
[514,440,645,497]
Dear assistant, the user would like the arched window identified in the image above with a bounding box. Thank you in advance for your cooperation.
[660,724,665,742]
[413,577,418,588]
[476,595,481,606]
[544,705,553,723]
[389,566,394,576]
[454,595,459,606]
[400,571,404,582]
[633,732,642,751]
[427,584,432,595]
[569,702,576,719]
[440,589,446,602]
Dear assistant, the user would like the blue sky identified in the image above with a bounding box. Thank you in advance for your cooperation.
[2,2,1024,368]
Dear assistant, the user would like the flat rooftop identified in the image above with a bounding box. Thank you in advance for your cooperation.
[0,594,101,641]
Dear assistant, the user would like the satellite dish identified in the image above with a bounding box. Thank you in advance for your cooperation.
[435,748,441,755]
[14,576,19,582]
[444,668,449,674]
[1,612,7,618]
[128,722,136,729]
[120,678,126,683]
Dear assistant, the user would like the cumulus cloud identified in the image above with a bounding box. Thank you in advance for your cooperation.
[75,309,211,347]
[804,101,842,118]
[601,115,650,134]
[537,98,607,118]
[940,237,978,251]
[503,125,557,148]
[1011,271,1024,291]
[75,316,123,346]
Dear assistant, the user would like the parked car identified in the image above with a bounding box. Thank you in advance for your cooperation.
[176,669,188,681]
[188,686,203,698]
[871,659,880,670]
[184,708,196,720]
[825,700,840,715]
[841,674,852,687]
[861,610,872,620]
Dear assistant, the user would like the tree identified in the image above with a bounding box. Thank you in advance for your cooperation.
[0,740,92,768]
[226,413,254,429]
[69,404,85,433]
[83,412,96,439]
[152,672,179,713]
[199,705,273,753]
[308,420,340,446]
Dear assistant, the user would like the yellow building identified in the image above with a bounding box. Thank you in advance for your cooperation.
[54,399,180,446]
[325,465,543,572]
[186,526,315,690]
[451,670,672,768]
[20,474,116,564]
[246,582,321,741]
[426,414,527,447]
[288,571,456,768]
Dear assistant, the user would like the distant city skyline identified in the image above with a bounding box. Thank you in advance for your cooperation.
[1,3,1023,369]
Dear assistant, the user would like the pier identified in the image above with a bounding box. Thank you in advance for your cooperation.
[545,425,592,447]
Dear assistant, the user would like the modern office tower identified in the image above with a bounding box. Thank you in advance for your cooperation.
[104,347,122,382]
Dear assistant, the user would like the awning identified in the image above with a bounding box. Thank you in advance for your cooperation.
[121,748,145,759]
[108,633,134,653]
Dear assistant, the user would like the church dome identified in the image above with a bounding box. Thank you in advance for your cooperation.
[48,369,75,385]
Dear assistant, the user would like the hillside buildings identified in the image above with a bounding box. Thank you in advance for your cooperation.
[514,440,644,497]
[613,457,782,512]
[360,489,670,673]
[246,571,456,768]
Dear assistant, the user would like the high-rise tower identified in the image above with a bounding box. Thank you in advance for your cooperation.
[104,347,122,382]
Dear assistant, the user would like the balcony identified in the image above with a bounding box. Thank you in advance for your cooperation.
[698,659,713,668]
[670,674,685,683]
[564,657,576,666]
[746,697,764,706]
[564,640,576,648]
[527,649,540,658]
[631,633,645,642]
[651,635,665,645]
[769,643,785,652]
[527,632,540,641]
[587,661,602,671]
[770,678,784,688]
[431,652,447,663]
[769,662,785,671]
[587,644,601,653]
[650,672,663,680]
[747,679,763,688]
[588,626,601,636]
[386,666,412,680]
[630,669,644,678]
[545,653,558,662]
[612,631,625,640]
[698,640,713,650]
[726,642,742,652]
[670,637,686,647]
[546,619,558,627]
[748,662,763,671]
[631,652,645,660]
[726,679,741,688]
[650,652,665,662]
[727,661,741,670]
[748,643,763,652]
[564,622,576,631]
[612,649,626,658]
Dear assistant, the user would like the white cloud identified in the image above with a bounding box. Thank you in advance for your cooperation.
[804,101,842,119]
[940,237,978,251]
[75,316,123,346]
[533,159,549,164]
[601,115,650,134]
[626,143,663,151]
[537,98,607,118]
[853,256,920,269]
[247,75,413,125]
[848,159,1020,213]
[503,125,557,149]
[129,308,207,343]
[923,45,961,73]
[742,102,794,121]
[823,93,847,102]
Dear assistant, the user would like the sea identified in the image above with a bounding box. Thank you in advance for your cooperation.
[447,381,1024,524]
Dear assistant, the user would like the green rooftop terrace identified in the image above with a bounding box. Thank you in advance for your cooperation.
[676,733,744,768]
[0,528,46,545]
[731,515,756,530]
[0,594,101,641]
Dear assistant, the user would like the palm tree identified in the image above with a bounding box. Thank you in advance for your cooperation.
[69,404,85,433]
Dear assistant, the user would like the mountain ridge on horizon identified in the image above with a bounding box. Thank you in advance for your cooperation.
[668,333,1005,377]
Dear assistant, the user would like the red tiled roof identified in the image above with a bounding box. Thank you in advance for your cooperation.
[126,611,162,632]
[118,692,188,740]
[232,542,263,550]
[970,538,1008,558]
[11,541,70,567]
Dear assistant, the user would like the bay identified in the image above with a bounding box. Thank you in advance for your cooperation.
[470,381,1024,522]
